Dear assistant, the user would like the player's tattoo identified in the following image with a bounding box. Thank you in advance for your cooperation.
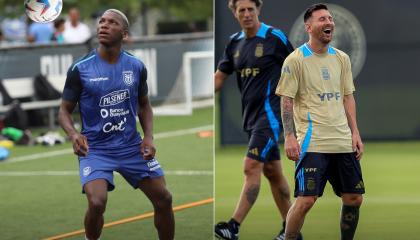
[281,96,295,135]
[285,232,299,240]
[246,184,260,205]
[340,205,360,240]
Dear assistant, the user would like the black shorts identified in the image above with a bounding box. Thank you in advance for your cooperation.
[294,152,365,197]
[246,128,280,162]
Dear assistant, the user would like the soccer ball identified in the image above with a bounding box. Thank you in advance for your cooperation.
[24,0,63,23]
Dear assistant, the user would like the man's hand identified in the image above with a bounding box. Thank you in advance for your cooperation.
[140,136,156,160]
[352,132,364,160]
[70,133,89,156]
[284,134,301,161]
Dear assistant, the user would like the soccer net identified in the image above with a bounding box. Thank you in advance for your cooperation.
[152,51,214,116]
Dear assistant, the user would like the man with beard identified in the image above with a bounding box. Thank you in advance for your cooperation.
[276,3,365,240]
[58,9,174,240]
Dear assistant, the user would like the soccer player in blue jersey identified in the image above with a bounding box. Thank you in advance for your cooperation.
[214,1,301,239]
[58,9,174,240]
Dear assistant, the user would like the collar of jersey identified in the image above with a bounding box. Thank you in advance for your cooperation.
[301,43,336,57]
[238,22,270,39]
[94,49,124,65]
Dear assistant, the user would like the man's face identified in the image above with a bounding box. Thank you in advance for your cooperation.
[69,9,80,25]
[306,9,335,44]
[233,0,260,31]
[97,11,127,46]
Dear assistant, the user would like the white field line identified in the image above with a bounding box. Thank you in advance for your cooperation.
[2,125,213,164]
[0,170,212,177]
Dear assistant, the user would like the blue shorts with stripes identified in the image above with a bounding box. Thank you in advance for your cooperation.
[294,152,365,197]
[78,145,164,193]
[246,127,281,162]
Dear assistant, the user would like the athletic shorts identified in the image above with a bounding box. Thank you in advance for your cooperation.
[294,152,365,197]
[246,128,280,162]
[78,146,164,193]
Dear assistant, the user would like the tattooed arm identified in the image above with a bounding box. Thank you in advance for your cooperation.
[281,96,300,161]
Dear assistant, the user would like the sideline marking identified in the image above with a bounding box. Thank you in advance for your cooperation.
[43,198,214,240]
[2,125,212,164]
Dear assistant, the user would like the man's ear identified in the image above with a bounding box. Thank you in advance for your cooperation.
[122,30,129,41]
[305,22,311,33]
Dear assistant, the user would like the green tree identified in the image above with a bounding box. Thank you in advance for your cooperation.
[0,0,212,22]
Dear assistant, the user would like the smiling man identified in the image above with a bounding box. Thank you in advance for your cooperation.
[214,0,300,240]
[58,9,174,240]
[276,3,365,240]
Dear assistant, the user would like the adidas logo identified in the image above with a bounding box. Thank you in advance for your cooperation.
[249,148,259,156]
[355,181,364,189]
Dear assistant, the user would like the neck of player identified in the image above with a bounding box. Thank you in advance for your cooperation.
[97,44,121,64]
[244,22,261,38]
[307,38,328,54]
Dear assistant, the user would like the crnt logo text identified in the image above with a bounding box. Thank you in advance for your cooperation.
[103,117,127,133]
[99,89,130,107]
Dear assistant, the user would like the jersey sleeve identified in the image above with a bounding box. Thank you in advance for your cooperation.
[62,65,82,102]
[342,54,355,95]
[271,29,294,61]
[217,39,234,75]
[275,54,300,98]
[138,65,148,97]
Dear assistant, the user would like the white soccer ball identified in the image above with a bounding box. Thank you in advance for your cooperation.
[24,0,63,23]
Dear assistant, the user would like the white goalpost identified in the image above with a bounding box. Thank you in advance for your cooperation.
[153,51,214,116]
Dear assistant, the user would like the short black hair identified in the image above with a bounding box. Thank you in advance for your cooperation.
[304,3,328,23]
[54,18,65,29]
[228,0,263,11]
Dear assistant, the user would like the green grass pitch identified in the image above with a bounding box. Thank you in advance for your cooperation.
[0,107,213,240]
[215,141,420,239]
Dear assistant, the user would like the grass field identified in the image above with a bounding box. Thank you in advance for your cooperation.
[0,107,213,240]
[215,141,420,239]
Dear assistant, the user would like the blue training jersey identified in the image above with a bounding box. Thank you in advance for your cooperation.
[218,22,294,131]
[62,49,148,150]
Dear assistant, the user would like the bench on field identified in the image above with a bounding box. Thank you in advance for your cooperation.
[0,76,66,129]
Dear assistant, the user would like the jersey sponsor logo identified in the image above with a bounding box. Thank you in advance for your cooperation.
[321,67,330,80]
[100,108,130,119]
[317,92,341,101]
[304,167,317,173]
[239,67,260,78]
[83,166,91,177]
[103,117,127,133]
[89,77,109,82]
[234,50,240,58]
[355,181,364,189]
[147,158,161,171]
[99,89,130,107]
[255,43,264,57]
[122,71,134,86]
[249,148,259,156]
[282,65,291,74]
